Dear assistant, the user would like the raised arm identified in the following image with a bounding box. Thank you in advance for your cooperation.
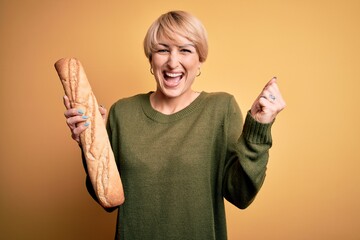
[223,77,285,209]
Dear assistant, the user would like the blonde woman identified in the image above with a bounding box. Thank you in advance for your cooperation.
[63,10,285,240]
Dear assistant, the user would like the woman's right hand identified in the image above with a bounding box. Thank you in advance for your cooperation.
[63,95,89,143]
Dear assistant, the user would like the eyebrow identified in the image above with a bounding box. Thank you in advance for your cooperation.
[158,43,196,48]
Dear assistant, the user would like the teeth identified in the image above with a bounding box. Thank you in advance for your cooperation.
[165,72,182,78]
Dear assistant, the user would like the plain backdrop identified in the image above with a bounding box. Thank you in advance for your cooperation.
[1,0,359,239]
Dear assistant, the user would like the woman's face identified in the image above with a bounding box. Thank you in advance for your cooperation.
[151,34,202,99]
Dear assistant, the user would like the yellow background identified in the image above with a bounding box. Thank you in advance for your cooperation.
[1,0,360,239]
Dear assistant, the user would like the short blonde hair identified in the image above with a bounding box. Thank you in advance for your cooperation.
[143,11,208,62]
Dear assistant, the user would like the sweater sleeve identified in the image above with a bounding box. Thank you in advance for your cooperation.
[223,96,273,209]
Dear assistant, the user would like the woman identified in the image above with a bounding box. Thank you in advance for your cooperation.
[63,10,285,240]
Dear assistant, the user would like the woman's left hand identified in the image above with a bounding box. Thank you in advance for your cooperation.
[250,77,286,123]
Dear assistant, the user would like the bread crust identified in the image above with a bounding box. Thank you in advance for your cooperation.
[54,58,124,207]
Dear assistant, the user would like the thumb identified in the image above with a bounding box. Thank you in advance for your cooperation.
[63,95,71,110]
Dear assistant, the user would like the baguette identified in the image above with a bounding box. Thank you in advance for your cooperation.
[54,58,124,208]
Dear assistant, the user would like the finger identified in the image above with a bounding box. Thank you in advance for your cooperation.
[264,82,282,101]
[259,89,276,103]
[63,95,71,110]
[99,105,107,115]
[266,85,285,107]
[64,107,86,118]
[259,78,278,102]
[73,122,89,136]
[261,94,286,114]
[71,122,89,143]
[66,115,89,129]
[258,95,272,108]
[263,77,277,90]
[63,96,86,117]
[98,105,107,120]
[71,133,80,143]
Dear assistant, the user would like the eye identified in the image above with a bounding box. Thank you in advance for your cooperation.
[157,49,169,53]
[180,49,192,53]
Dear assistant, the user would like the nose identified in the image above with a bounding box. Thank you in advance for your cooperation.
[167,51,180,69]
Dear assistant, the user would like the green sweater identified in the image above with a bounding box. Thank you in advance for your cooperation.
[88,92,272,240]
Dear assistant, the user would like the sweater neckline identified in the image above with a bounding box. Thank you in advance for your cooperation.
[141,91,207,123]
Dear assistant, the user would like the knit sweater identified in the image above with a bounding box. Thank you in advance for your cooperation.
[87,91,273,240]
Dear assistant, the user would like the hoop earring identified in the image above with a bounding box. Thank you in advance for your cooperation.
[150,67,154,75]
[196,69,201,77]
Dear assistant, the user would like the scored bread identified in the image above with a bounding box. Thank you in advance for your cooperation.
[54,58,124,207]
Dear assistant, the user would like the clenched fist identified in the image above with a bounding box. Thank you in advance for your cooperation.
[250,77,286,123]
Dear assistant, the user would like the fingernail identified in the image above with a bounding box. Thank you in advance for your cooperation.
[272,76,277,80]
[84,122,90,127]
[78,109,84,114]
[82,115,89,119]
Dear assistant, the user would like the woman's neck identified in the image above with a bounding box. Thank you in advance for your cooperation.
[150,90,200,115]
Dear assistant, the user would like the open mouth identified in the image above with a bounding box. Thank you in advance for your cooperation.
[163,71,184,87]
